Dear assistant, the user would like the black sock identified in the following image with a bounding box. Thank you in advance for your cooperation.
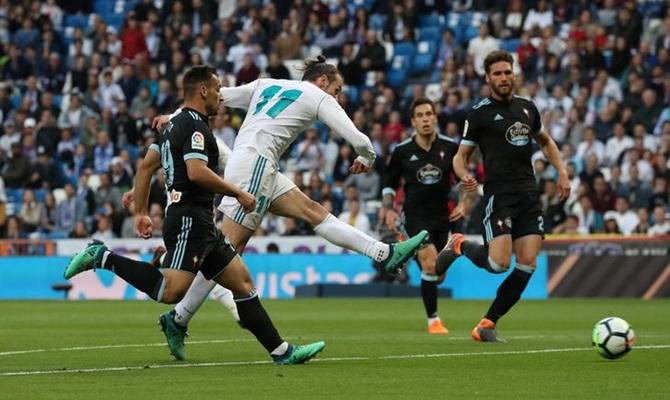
[105,253,165,301]
[461,241,496,273]
[485,268,532,323]
[420,277,438,318]
[235,292,284,353]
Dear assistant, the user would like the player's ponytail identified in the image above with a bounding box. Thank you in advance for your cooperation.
[299,55,339,82]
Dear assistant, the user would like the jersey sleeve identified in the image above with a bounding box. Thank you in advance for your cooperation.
[382,148,403,197]
[182,120,210,163]
[460,110,481,147]
[529,102,544,137]
[317,95,376,166]
[221,80,260,111]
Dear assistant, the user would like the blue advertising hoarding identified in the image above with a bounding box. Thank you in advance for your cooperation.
[0,254,547,300]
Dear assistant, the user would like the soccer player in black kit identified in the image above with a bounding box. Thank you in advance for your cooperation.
[436,50,570,342]
[64,65,326,364]
[382,97,468,334]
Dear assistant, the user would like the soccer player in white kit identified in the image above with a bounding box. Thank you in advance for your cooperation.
[139,57,428,360]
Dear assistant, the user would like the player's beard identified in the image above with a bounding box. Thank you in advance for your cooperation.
[491,82,513,99]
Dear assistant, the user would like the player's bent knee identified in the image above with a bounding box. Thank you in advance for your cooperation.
[488,256,510,274]
[420,259,436,275]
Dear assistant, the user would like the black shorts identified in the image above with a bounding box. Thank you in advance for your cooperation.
[481,191,544,245]
[162,204,237,280]
[403,214,450,251]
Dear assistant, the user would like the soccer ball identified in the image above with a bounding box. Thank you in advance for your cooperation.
[592,317,636,359]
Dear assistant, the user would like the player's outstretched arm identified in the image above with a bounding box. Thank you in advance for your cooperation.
[129,148,162,238]
[185,159,256,212]
[452,145,478,192]
[535,131,570,200]
[317,96,376,171]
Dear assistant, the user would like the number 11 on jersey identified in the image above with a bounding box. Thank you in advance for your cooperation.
[253,85,303,119]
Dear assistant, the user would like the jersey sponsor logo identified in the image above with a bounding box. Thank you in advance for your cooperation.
[505,121,531,146]
[409,154,419,161]
[191,132,205,150]
[170,189,182,204]
[494,113,504,121]
[416,163,442,185]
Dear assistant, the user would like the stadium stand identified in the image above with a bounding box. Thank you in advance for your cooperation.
[0,0,668,245]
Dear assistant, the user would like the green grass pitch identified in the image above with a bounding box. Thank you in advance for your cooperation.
[2,299,669,399]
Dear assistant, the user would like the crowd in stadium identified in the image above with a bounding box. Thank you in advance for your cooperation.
[0,0,669,241]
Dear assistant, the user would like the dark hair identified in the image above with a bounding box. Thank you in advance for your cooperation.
[300,55,339,82]
[409,97,436,117]
[483,50,514,74]
[183,65,218,97]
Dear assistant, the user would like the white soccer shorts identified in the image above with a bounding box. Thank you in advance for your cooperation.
[218,148,296,230]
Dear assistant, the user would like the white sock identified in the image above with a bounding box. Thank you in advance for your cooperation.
[101,251,111,268]
[211,284,240,322]
[270,341,290,356]
[428,316,441,326]
[173,271,217,327]
[314,214,390,262]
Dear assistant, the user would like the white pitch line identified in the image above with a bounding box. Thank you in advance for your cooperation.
[1,345,669,377]
[0,338,258,357]
[0,335,573,357]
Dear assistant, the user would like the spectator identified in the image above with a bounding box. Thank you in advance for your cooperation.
[590,175,616,214]
[314,14,347,58]
[611,196,639,235]
[0,120,20,157]
[337,197,371,236]
[523,0,553,32]
[56,183,77,234]
[2,142,32,188]
[356,29,386,72]
[30,146,64,189]
[617,165,653,210]
[383,2,413,43]
[92,214,116,240]
[648,177,669,210]
[603,211,622,234]
[468,24,499,76]
[344,168,380,202]
[95,172,122,210]
[121,14,148,61]
[632,208,651,234]
[93,131,114,174]
[604,122,633,167]
[19,189,43,233]
[236,54,261,85]
[97,70,126,115]
[110,157,132,191]
[275,18,302,60]
[265,52,291,80]
[648,206,670,236]
[4,215,25,239]
[295,128,325,171]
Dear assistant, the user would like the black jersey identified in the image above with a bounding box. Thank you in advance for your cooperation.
[384,134,459,220]
[158,107,219,209]
[460,96,543,195]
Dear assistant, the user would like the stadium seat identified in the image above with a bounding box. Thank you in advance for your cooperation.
[64,14,89,30]
[102,14,124,32]
[501,38,521,53]
[411,41,436,74]
[393,42,416,59]
[6,189,23,205]
[419,26,442,43]
[343,85,360,105]
[34,189,46,203]
[387,56,410,88]
[419,14,445,29]
[369,14,387,31]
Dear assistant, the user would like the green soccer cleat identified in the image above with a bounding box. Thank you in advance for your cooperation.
[159,311,188,361]
[383,230,429,275]
[63,240,107,279]
[272,341,326,365]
